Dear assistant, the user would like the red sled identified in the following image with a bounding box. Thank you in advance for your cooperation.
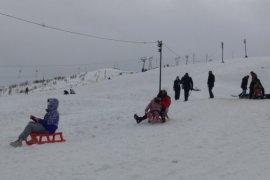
[147,111,169,123]
[25,132,66,145]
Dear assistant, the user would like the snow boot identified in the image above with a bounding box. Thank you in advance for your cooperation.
[10,139,23,147]
[134,114,142,124]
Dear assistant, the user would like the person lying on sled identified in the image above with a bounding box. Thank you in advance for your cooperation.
[10,98,60,147]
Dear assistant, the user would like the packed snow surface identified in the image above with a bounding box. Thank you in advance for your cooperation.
[1,57,270,180]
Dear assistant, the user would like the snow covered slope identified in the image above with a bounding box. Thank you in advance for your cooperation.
[1,57,270,180]
[0,68,133,95]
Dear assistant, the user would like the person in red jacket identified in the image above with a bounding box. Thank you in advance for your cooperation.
[157,90,171,122]
[134,90,171,123]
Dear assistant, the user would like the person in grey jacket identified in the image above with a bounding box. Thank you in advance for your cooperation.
[10,98,60,147]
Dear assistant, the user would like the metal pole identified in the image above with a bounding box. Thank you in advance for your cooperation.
[221,42,224,63]
[158,40,163,92]
[244,39,248,58]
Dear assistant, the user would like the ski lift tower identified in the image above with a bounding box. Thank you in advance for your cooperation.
[185,55,189,65]
[175,56,180,66]
[140,57,147,72]
[148,56,153,70]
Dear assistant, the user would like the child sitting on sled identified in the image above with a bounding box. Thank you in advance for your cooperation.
[134,90,171,124]
[134,97,162,123]
[10,98,60,147]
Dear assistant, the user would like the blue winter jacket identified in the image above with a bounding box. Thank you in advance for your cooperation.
[40,98,59,133]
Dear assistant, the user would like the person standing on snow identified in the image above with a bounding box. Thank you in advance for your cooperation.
[173,76,181,100]
[180,73,193,101]
[10,98,60,147]
[239,75,249,97]
[207,71,215,98]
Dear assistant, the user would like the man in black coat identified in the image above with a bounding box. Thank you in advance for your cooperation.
[207,71,215,98]
[180,73,193,101]
[239,75,249,97]
[173,76,181,100]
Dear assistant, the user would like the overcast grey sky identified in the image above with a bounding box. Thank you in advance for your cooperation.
[1,0,270,84]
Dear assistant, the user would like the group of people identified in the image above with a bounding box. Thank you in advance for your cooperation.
[239,71,265,99]
[134,70,215,125]
[172,70,265,100]
[173,71,215,100]
[64,89,76,95]
[9,70,268,147]
[173,73,194,101]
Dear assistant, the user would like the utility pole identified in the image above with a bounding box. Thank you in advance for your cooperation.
[206,53,208,63]
[244,39,248,58]
[35,66,38,79]
[185,55,189,65]
[193,53,195,64]
[18,67,22,79]
[158,40,163,92]
[221,42,224,63]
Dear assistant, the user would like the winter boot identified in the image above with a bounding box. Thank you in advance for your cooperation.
[161,116,166,123]
[10,139,23,147]
[134,114,142,124]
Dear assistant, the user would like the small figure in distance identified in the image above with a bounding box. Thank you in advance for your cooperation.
[207,71,215,98]
[64,90,69,95]
[70,89,76,94]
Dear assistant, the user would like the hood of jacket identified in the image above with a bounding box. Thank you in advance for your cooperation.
[47,98,59,111]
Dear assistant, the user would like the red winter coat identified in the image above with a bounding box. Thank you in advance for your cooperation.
[161,96,171,108]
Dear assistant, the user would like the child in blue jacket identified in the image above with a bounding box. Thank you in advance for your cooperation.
[10,98,60,147]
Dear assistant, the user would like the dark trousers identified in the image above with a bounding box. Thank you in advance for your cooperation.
[174,89,180,100]
[208,86,214,98]
[184,89,189,101]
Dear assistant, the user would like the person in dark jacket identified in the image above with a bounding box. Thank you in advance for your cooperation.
[64,90,69,95]
[10,98,60,147]
[180,73,193,101]
[25,87,29,94]
[239,75,249,97]
[207,71,215,98]
[70,89,76,94]
[173,76,181,100]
